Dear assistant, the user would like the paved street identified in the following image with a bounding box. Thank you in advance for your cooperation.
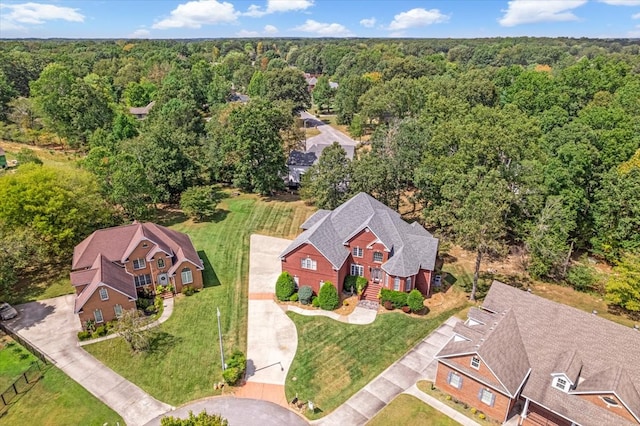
[4,294,172,426]
[301,111,359,151]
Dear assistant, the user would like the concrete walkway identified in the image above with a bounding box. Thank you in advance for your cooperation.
[4,294,172,425]
[301,111,358,151]
[240,235,299,407]
[79,297,174,346]
[404,383,481,426]
[313,316,460,426]
[144,397,308,426]
[286,304,377,325]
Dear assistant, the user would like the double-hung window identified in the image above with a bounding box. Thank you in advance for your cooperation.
[94,309,104,323]
[448,371,462,389]
[471,356,481,369]
[133,258,146,270]
[405,277,412,291]
[99,287,109,301]
[373,251,383,262]
[181,268,193,284]
[114,304,123,318]
[479,389,495,406]
[301,257,317,270]
[394,276,401,291]
[352,247,363,258]
[134,274,152,287]
[157,258,165,268]
[350,264,364,277]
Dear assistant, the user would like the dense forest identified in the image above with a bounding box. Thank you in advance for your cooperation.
[0,37,638,310]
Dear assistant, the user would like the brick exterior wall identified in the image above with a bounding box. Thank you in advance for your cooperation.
[435,361,515,423]
[173,261,203,293]
[78,286,136,325]
[578,393,639,424]
[415,269,432,295]
[446,354,504,386]
[282,243,340,295]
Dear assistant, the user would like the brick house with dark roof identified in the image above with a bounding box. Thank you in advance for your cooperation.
[280,192,439,301]
[71,221,203,326]
[435,281,640,425]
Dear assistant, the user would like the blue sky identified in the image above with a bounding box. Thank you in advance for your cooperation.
[1,1,640,39]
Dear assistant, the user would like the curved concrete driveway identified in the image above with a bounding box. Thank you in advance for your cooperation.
[301,111,358,151]
[241,235,298,406]
[144,397,307,426]
[4,294,172,425]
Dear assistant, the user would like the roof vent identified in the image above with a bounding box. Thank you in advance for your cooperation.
[592,310,598,315]
[634,325,639,331]
[527,288,532,294]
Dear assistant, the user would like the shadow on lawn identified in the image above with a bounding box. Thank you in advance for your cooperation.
[199,251,220,288]
[148,331,182,354]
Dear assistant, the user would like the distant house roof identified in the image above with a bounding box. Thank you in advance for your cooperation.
[287,150,317,167]
[281,192,439,276]
[437,281,640,426]
[129,101,155,117]
[307,143,355,161]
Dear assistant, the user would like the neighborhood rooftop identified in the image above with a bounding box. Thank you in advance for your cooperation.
[281,192,439,277]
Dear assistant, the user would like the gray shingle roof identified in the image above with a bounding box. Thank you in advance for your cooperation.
[288,150,318,167]
[308,143,355,160]
[441,280,640,426]
[281,192,439,276]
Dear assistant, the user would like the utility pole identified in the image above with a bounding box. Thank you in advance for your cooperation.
[217,307,226,371]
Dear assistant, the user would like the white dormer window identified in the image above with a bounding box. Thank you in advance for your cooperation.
[352,247,363,258]
[552,376,570,392]
[471,356,481,369]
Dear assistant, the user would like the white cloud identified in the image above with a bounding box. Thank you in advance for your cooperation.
[236,29,259,37]
[152,0,238,30]
[360,17,376,28]
[264,24,278,34]
[599,0,640,5]
[244,0,313,17]
[130,29,151,38]
[0,2,84,27]
[293,19,352,36]
[388,8,449,30]
[630,25,640,36]
[633,12,640,18]
[499,0,587,27]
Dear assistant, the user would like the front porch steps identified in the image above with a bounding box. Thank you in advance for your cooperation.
[363,282,382,302]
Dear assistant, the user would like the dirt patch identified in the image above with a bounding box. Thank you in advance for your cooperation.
[446,245,526,277]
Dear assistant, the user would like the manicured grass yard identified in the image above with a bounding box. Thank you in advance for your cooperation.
[0,337,122,425]
[367,394,461,426]
[286,308,464,420]
[84,193,314,406]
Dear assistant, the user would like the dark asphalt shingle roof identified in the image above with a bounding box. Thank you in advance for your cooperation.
[281,192,439,276]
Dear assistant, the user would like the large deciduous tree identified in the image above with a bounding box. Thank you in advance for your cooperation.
[301,142,351,210]
[605,252,640,312]
[263,68,311,113]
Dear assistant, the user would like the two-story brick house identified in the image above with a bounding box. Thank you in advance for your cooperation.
[435,281,640,426]
[280,192,439,301]
[71,221,204,326]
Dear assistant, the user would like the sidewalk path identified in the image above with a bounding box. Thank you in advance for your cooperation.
[240,235,298,407]
[4,294,172,425]
[313,316,460,426]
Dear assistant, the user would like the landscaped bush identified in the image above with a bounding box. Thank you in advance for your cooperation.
[275,272,296,301]
[380,288,408,308]
[298,286,313,305]
[95,325,107,337]
[77,330,91,341]
[343,275,368,294]
[222,367,241,385]
[181,285,195,296]
[312,296,320,307]
[407,289,425,313]
[223,351,246,385]
[290,293,299,302]
[318,281,339,310]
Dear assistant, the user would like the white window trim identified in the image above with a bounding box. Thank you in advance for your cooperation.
[301,257,317,270]
[181,268,194,284]
[479,389,494,406]
[114,304,123,318]
[553,376,569,392]
[471,356,481,370]
[133,258,146,270]
[99,287,109,301]
[157,258,165,268]
[352,247,363,258]
[373,251,383,263]
[394,276,401,291]
[405,276,412,291]
[448,372,462,389]
[94,309,104,323]
[350,264,364,277]
[134,274,152,287]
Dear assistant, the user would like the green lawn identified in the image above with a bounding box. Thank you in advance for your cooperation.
[0,337,122,425]
[367,394,461,426]
[286,308,464,420]
[84,193,314,406]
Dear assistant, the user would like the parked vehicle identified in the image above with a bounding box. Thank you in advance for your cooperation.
[0,302,18,320]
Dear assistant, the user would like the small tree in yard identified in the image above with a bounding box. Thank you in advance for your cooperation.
[161,410,228,426]
[407,289,425,313]
[276,271,296,301]
[606,252,640,312]
[318,281,339,310]
[180,185,223,221]
[114,309,153,352]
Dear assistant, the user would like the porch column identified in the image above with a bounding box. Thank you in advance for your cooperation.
[520,397,530,422]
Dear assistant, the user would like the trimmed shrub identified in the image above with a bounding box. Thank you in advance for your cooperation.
[77,330,91,341]
[95,325,108,337]
[312,296,320,307]
[223,351,246,385]
[275,272,296,301]
[318,281,339,310]
[380,288,408,308]
[222,367,241,385]
[298,286,313,305]
[355,277,367,295]
[182,285,195,296]
[290,293,299,302]
[344,275,368,294]
[407,289,425,313]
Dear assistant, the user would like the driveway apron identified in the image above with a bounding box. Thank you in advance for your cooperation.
[4,294,172,425]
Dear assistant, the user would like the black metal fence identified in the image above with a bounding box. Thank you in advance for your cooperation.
[0,361,45,412]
